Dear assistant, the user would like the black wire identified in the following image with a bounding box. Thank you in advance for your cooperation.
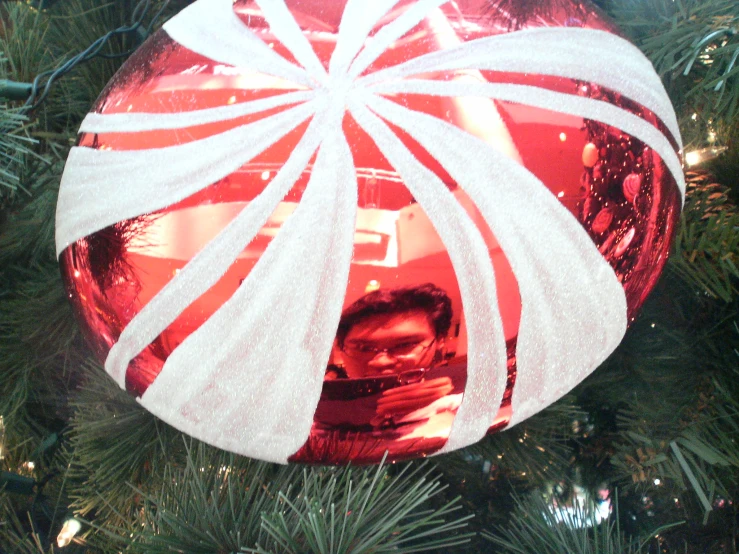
[23,0,160,109]
[147,0,172,35]
[27,469,61,551]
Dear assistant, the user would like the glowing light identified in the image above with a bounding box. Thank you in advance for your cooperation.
[57,518,82,548]
[261,170,271,180]
[559,132,567,142]
[23,461,35,471]
[365,279,381,293]
[653,478,661,485]
[73,270,81,278]
[557,191,565,198]
[685,151,702,166]
[685,146,728,167]
[227,95,237,105]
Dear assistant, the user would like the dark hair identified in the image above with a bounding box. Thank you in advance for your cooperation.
[336,283,453,348]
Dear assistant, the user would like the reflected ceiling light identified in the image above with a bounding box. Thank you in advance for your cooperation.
[365,279,381,293]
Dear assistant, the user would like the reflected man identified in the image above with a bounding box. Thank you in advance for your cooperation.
[334,283,456,422]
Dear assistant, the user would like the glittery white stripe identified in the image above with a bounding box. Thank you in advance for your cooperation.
[56,100,317,256]
[106,102,331,388]
[348,0,450,79]
[370,79,685,199]
[163,0,314,88]
[330,0,401,76]
[350,96,509,455]
[253,0,327,84]
[140,110,356,463]
[359,27,682,150]
[364,94,627,436]
[79,90,314,133]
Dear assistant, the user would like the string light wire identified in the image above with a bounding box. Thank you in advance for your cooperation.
[0,0,173,108]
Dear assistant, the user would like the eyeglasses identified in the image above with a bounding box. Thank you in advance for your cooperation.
[341,338,436,362]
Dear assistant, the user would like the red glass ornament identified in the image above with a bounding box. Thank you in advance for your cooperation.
[59,0,681,464]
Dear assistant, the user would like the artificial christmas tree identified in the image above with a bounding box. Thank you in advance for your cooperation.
[1,0,737,552]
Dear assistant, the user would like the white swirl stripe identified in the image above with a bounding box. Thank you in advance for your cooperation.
[253,0,327,84]
[359,27,682,151]
[79,90,315,133]
[56,0,682,462]
[106,104,332,388]
[348,0,449,79]
[56,100,317,256]
[330,0,401,76]
[141,113,356,462]
[364,93,627,438]
[350,97,509,454]
[163,0,314,88]
[370,80,685,198]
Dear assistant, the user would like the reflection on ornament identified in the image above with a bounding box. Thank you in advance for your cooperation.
[622,173,641,203]
[365,279,381,293]
[591,208,613,234]
[57,0,684,464]
[544,483,612,529]
[582,142,599,167]
[614,227,636,258]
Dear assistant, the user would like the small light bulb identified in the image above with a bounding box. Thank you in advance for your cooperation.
[57,518,82,548]
[685,151,701,166]
[261,170,271,180]
[559,132,567,142]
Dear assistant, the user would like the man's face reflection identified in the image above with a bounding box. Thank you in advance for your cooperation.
[341,309,440,379]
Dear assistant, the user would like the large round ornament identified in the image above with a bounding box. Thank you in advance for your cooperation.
[57,0,684,464]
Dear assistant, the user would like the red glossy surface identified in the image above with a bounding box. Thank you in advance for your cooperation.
[59,0,681,464]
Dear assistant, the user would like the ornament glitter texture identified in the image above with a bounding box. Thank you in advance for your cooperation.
[57,0,684,464]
